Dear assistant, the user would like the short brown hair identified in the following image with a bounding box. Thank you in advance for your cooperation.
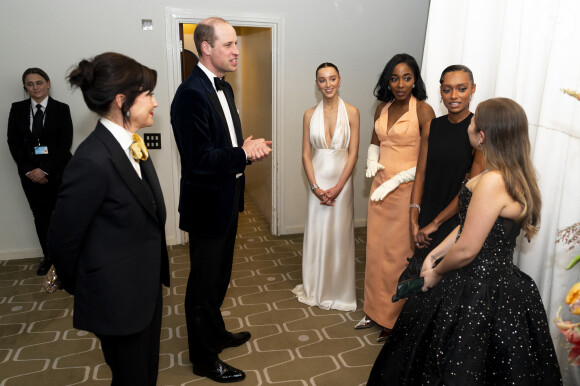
[194,17,228,57]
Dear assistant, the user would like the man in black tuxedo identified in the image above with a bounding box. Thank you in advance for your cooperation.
[171,17,272,383]
[7,68,73,275]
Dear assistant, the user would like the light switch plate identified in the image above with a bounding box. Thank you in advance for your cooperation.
[144,133,161,149]
[142,19,153,31]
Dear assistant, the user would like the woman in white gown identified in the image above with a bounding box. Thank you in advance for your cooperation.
[292,63,360,311]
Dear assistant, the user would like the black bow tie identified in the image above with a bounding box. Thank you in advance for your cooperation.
[214,77,226,91]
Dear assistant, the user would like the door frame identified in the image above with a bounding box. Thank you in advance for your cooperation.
[164,8,285,240]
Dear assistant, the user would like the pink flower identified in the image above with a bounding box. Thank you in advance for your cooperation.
[554,307,580,366]
[569,345,580,366]
[566,326,580,346]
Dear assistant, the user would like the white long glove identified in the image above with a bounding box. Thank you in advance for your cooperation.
[365,144,385,178]
[370,166,416,201]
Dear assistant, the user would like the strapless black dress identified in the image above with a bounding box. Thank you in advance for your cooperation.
[368,184,562,385]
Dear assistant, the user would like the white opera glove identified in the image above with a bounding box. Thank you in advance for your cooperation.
[365,144,385,178]
[370,166,416,202]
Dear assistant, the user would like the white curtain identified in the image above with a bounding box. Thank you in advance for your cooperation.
[422,0,580,384]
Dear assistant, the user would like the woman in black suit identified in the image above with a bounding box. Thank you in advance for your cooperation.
[7,68,73,275]
[48,52,169,386]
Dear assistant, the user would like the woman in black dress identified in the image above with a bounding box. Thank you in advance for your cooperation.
[368,98,561,385]
[410,65,484,262]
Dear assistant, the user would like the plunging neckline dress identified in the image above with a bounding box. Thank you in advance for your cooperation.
[292,97,356,311]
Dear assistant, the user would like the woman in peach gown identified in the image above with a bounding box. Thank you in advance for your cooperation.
[356,54,434,341]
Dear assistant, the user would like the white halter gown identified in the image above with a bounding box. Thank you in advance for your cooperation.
[292,97,357,311]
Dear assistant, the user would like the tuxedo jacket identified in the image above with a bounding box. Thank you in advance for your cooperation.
[48,122,170,336]
[7,97,73,182]
[171,65,247,237]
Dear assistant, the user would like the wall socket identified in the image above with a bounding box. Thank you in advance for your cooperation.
[144,133,161,149]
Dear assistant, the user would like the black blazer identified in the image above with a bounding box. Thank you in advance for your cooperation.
[7,97,73,181]
[48,122,169,336]
[171,65,247,236]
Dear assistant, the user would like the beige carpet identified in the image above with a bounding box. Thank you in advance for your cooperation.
[0,197,383,385]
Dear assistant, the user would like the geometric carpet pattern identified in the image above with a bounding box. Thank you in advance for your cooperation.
[0,196,383,385]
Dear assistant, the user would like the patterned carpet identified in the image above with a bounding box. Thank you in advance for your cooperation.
[0,197,383,385]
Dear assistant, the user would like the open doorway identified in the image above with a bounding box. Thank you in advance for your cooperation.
[164,10,284,241]
[179,24,273,228]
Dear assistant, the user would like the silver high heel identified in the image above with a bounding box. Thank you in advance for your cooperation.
[354,315,375,329]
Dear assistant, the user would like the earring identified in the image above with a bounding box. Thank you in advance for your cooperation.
[388,86,391,90]
[478,139,482,147]
[413,84,416,88]
[126,110,130,118]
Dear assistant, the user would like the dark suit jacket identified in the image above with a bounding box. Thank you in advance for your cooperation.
[48,122,169,336]
[7,97,73,182]
[170,65,247,236]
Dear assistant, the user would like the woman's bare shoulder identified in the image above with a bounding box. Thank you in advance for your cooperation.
[303,106,316,121]
[343,102,360,117]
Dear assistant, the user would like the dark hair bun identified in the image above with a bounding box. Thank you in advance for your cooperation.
[68,59,94,90]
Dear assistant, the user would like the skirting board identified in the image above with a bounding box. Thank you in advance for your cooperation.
[0,236,181,261]
[283,218,367,236]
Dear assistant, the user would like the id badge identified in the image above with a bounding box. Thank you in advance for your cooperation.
[34,146,48,155]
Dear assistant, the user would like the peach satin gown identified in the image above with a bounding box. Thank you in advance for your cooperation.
[363,96,420,328]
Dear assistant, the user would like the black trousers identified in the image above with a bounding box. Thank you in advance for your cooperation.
[185,178,242,365]
[20,176,59,258]
[96,287,163,386]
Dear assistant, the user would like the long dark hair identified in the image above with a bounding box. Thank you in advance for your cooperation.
[374,53,427,102]
[474,98,541,240]
[68,52,157,125]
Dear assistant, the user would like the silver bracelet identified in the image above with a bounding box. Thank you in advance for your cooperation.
[310,184,319,192]
[410,203,421,213]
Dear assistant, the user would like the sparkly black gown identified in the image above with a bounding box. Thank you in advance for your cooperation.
[368,184,562,385]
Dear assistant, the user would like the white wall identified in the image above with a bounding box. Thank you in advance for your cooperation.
[0,0,430,258]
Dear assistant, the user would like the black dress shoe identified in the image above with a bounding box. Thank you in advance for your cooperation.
[37,258,52,276]
[220,331,251,351]
[193,358,246,383]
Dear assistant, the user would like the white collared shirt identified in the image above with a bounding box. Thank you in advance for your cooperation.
[29,96,48,132]
[100,117,142,179]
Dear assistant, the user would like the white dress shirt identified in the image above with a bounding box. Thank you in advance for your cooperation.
[100,117,142,179]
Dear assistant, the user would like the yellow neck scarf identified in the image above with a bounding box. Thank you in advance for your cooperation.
[130,133,149,162]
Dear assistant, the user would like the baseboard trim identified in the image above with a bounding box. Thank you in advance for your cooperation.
[1,236,182,261]
[281,218,367,235]
[0,249,43,261]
